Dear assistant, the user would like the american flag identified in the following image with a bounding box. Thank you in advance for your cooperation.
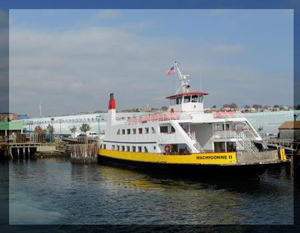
[165,66,175,76]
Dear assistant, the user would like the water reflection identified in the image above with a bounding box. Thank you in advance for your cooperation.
[8,159,294,225]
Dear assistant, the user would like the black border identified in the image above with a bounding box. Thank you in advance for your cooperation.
[1,1,299,232]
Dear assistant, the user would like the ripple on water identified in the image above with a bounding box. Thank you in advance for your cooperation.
[8,160,294,225]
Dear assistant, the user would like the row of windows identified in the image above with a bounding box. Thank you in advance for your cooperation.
[117,127,156,135]
[103,144,149,153]
[170,95,204,105]
[116,126,176,135]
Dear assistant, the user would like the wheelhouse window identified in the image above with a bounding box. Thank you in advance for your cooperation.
[139,128,143,134]
[127,129,131,134]
[133,129,137,134]
[191,95,198,102]
[171,126,176,133]
[176,97,182,105]
[199,95,203,103]
[184,96,191,103]
[151,127,156,133]
[145,128,149,134]
[117,129,120,135]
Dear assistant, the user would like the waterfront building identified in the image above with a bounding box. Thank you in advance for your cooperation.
[278,121,300,141]
[0,118,24,136]
[19,110,300,136]
[22,112,147,135]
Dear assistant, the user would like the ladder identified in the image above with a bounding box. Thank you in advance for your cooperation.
[187,131,205,152]
[236,130,259,153]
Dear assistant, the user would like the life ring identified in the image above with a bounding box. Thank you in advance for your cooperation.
[165,144,171,153]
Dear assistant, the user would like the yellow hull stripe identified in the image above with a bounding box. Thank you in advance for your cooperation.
[98,149,237,165]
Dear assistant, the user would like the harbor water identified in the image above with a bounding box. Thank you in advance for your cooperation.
[7,158,294,225]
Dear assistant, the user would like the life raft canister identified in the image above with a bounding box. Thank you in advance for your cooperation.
[165,144,171,153]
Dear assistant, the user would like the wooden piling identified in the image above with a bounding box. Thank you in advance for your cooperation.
[70,143,98,164]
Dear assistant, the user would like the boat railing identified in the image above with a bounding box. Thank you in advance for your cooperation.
[213,129,258,140]
[126,112,182,124]
[213,110,245,119]
[213,129,259,153]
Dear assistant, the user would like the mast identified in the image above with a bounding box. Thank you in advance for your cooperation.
[174,61,191,94]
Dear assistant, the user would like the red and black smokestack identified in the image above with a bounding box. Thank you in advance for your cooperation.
[108,93,116,110]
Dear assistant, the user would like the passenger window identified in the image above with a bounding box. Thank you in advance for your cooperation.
[127,146,130,152]
[160,126,168,133]
[127,129,131,134]
[122,146,125,151]
[117,146,120,151]
[191,95,198,102]
[184,96,191,103]
[133,129,137,134]
[138,146,142,152]
[122,129,125,135]
[144,147,148,153]
[152,127,156,133]
[139,128,143,134]
[145,128,149,134]
[112,145,115,150]
[171,126,175,133]
[117,129,120,135]
[103,144,106,149]
[132,146,136,152]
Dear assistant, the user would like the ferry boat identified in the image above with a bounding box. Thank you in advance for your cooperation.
[98,62,288,179]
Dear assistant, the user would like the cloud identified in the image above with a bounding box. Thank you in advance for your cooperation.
[9,25,293,116]
[121,20,160,31]
[92,10,122,20]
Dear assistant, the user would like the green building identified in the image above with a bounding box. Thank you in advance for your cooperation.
[0,119,24,136]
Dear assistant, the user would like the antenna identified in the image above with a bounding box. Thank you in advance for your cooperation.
[199,73,202,92]
[174,61,190,94]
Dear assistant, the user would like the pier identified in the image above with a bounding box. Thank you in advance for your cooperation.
[8,142,40,160]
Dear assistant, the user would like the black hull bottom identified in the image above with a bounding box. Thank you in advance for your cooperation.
[97,155,287,180]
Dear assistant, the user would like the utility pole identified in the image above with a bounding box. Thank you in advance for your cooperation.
[96,115,101,135]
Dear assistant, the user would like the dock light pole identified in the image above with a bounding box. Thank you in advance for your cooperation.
[59,119,62,133]
[96,115,101,135]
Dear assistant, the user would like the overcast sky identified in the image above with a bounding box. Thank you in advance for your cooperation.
[9,9,293,117]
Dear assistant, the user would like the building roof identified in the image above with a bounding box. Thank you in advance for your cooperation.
[0,120,24,131]
[279,121,300,130]
[166,92,209,99]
